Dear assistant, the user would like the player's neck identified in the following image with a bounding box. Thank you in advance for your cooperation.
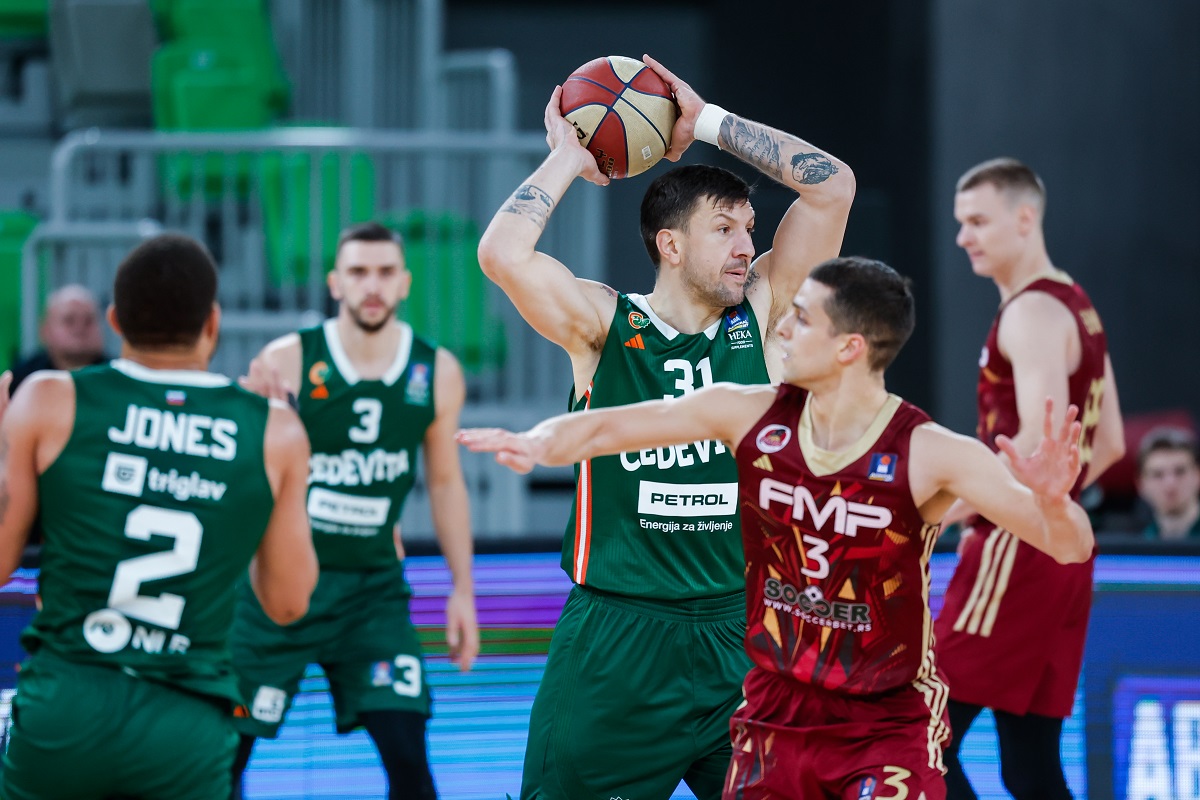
[118,345,208,373]
[995,247,1054,303]
[643,286,725,336]
[803,374,890,452]
[334,315,402,378]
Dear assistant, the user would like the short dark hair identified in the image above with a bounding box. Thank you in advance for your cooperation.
[956,157,1046,210]
[336,221,404,258]
[640,165,751,267]
[808,256,915,372]
[113,234,217,348]
[1138,426,1199,473]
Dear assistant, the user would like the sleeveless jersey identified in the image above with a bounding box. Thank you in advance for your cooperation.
[298,320,437,572]
[936,273,1108,717]
[564,293,771,600]
[735,385,945,695]
[975,273,1108,500]
[25,360,272,704]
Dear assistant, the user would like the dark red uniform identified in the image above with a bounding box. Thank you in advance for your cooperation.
[935,275,1108,718]
[724,385,949,800]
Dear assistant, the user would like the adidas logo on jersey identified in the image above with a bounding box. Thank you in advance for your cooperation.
[624,334,645,349]
[753,454,773,472]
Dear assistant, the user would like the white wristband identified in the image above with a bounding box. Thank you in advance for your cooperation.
[693,103,730,148]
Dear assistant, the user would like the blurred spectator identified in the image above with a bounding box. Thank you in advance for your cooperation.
[1137,427,1200,540]
[8,284,107,395]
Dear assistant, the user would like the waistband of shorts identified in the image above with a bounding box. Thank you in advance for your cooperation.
[575,584,746,621]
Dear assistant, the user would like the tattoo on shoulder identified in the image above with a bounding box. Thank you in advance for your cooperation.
[719,117,782,181]
[744,268,762,294]
[600,284,618,298]
[500,184,555,230]
[788,152,839,185]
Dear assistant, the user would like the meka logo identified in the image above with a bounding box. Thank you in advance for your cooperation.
[758,477,892,537]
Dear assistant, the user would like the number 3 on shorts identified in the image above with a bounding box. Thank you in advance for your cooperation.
[392,654,422,697]
[857,767,914,800]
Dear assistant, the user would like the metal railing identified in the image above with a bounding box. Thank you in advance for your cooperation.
[38,128,602,408]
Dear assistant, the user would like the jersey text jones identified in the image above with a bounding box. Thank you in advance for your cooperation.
[108,404,238,461]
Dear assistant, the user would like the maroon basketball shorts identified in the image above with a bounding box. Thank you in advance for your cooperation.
[935,522,1094,718]
[723,667,949,800]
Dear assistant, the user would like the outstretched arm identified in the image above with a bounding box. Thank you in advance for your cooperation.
[457,383,775,474]
[914,399,1093,564]
[423,350,479,672]
[477,87,617,377]
[643,55,855,336]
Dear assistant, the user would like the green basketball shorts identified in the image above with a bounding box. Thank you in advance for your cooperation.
[0,651,237,800]
[229,563,431,738]
[521,584,749,800]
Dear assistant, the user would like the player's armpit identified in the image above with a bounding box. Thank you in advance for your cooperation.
[253,403,317,625]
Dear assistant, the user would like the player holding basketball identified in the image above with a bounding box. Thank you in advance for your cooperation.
[0,234,317,800]
[934,159,1124,799]
[459,256,1096,799]
[229,223,479,800]
[477,54,854,800]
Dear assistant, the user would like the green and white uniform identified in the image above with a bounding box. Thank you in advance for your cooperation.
[231,320,437,737]
[1,360,272,800]
[523,294,770,800]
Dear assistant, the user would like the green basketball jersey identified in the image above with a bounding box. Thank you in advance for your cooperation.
[298,320,437,573]
[25,360,273,704]
[562,294,771,600]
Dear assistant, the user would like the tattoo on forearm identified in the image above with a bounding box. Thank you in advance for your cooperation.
[499,184,555,230]
[788,152,839,185]
[719,117,782,180]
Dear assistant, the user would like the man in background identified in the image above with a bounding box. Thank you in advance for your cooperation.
[1137,426,1200,540]
[8,284,107,394]
[935,158,1125,799]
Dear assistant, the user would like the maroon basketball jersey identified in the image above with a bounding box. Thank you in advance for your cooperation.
[975,274,1108,497]
[735,385,943,695]
[937,272,1109,717]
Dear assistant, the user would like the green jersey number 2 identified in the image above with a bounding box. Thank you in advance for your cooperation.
[109,506,203,630]
[662,357,713,399]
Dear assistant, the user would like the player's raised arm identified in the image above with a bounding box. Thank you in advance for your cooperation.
[458,383,775,474]
[477,86,616,366]
[642,54,855,330]
[423,349,479,672]
[252,401,318,625]
[913,399,1094,564]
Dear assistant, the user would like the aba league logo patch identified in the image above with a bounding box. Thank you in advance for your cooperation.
[756,424,791,453]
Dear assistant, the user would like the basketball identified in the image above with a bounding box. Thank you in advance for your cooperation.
[560,56,678,179]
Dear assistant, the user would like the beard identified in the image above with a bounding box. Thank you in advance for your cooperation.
[347,300,398,333]
[682,266,745,309]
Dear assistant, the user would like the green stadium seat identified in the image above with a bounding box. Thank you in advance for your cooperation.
[383,210,506,375]
[260,149,376,286]
[0,210,38,372]
[0,0,47,39]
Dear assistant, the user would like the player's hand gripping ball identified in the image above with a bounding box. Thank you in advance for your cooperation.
[560,56,678,179]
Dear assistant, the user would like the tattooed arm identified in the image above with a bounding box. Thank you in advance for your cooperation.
[642,55,855,374]
[478,86,618,391]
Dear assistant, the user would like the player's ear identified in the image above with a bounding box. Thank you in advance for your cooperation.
[105,304,122,337]
[205,303,221,339]
[656,229,682,266]
[1016,202,1038,235]
[326,267,342,300]
[838,332,868,366]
